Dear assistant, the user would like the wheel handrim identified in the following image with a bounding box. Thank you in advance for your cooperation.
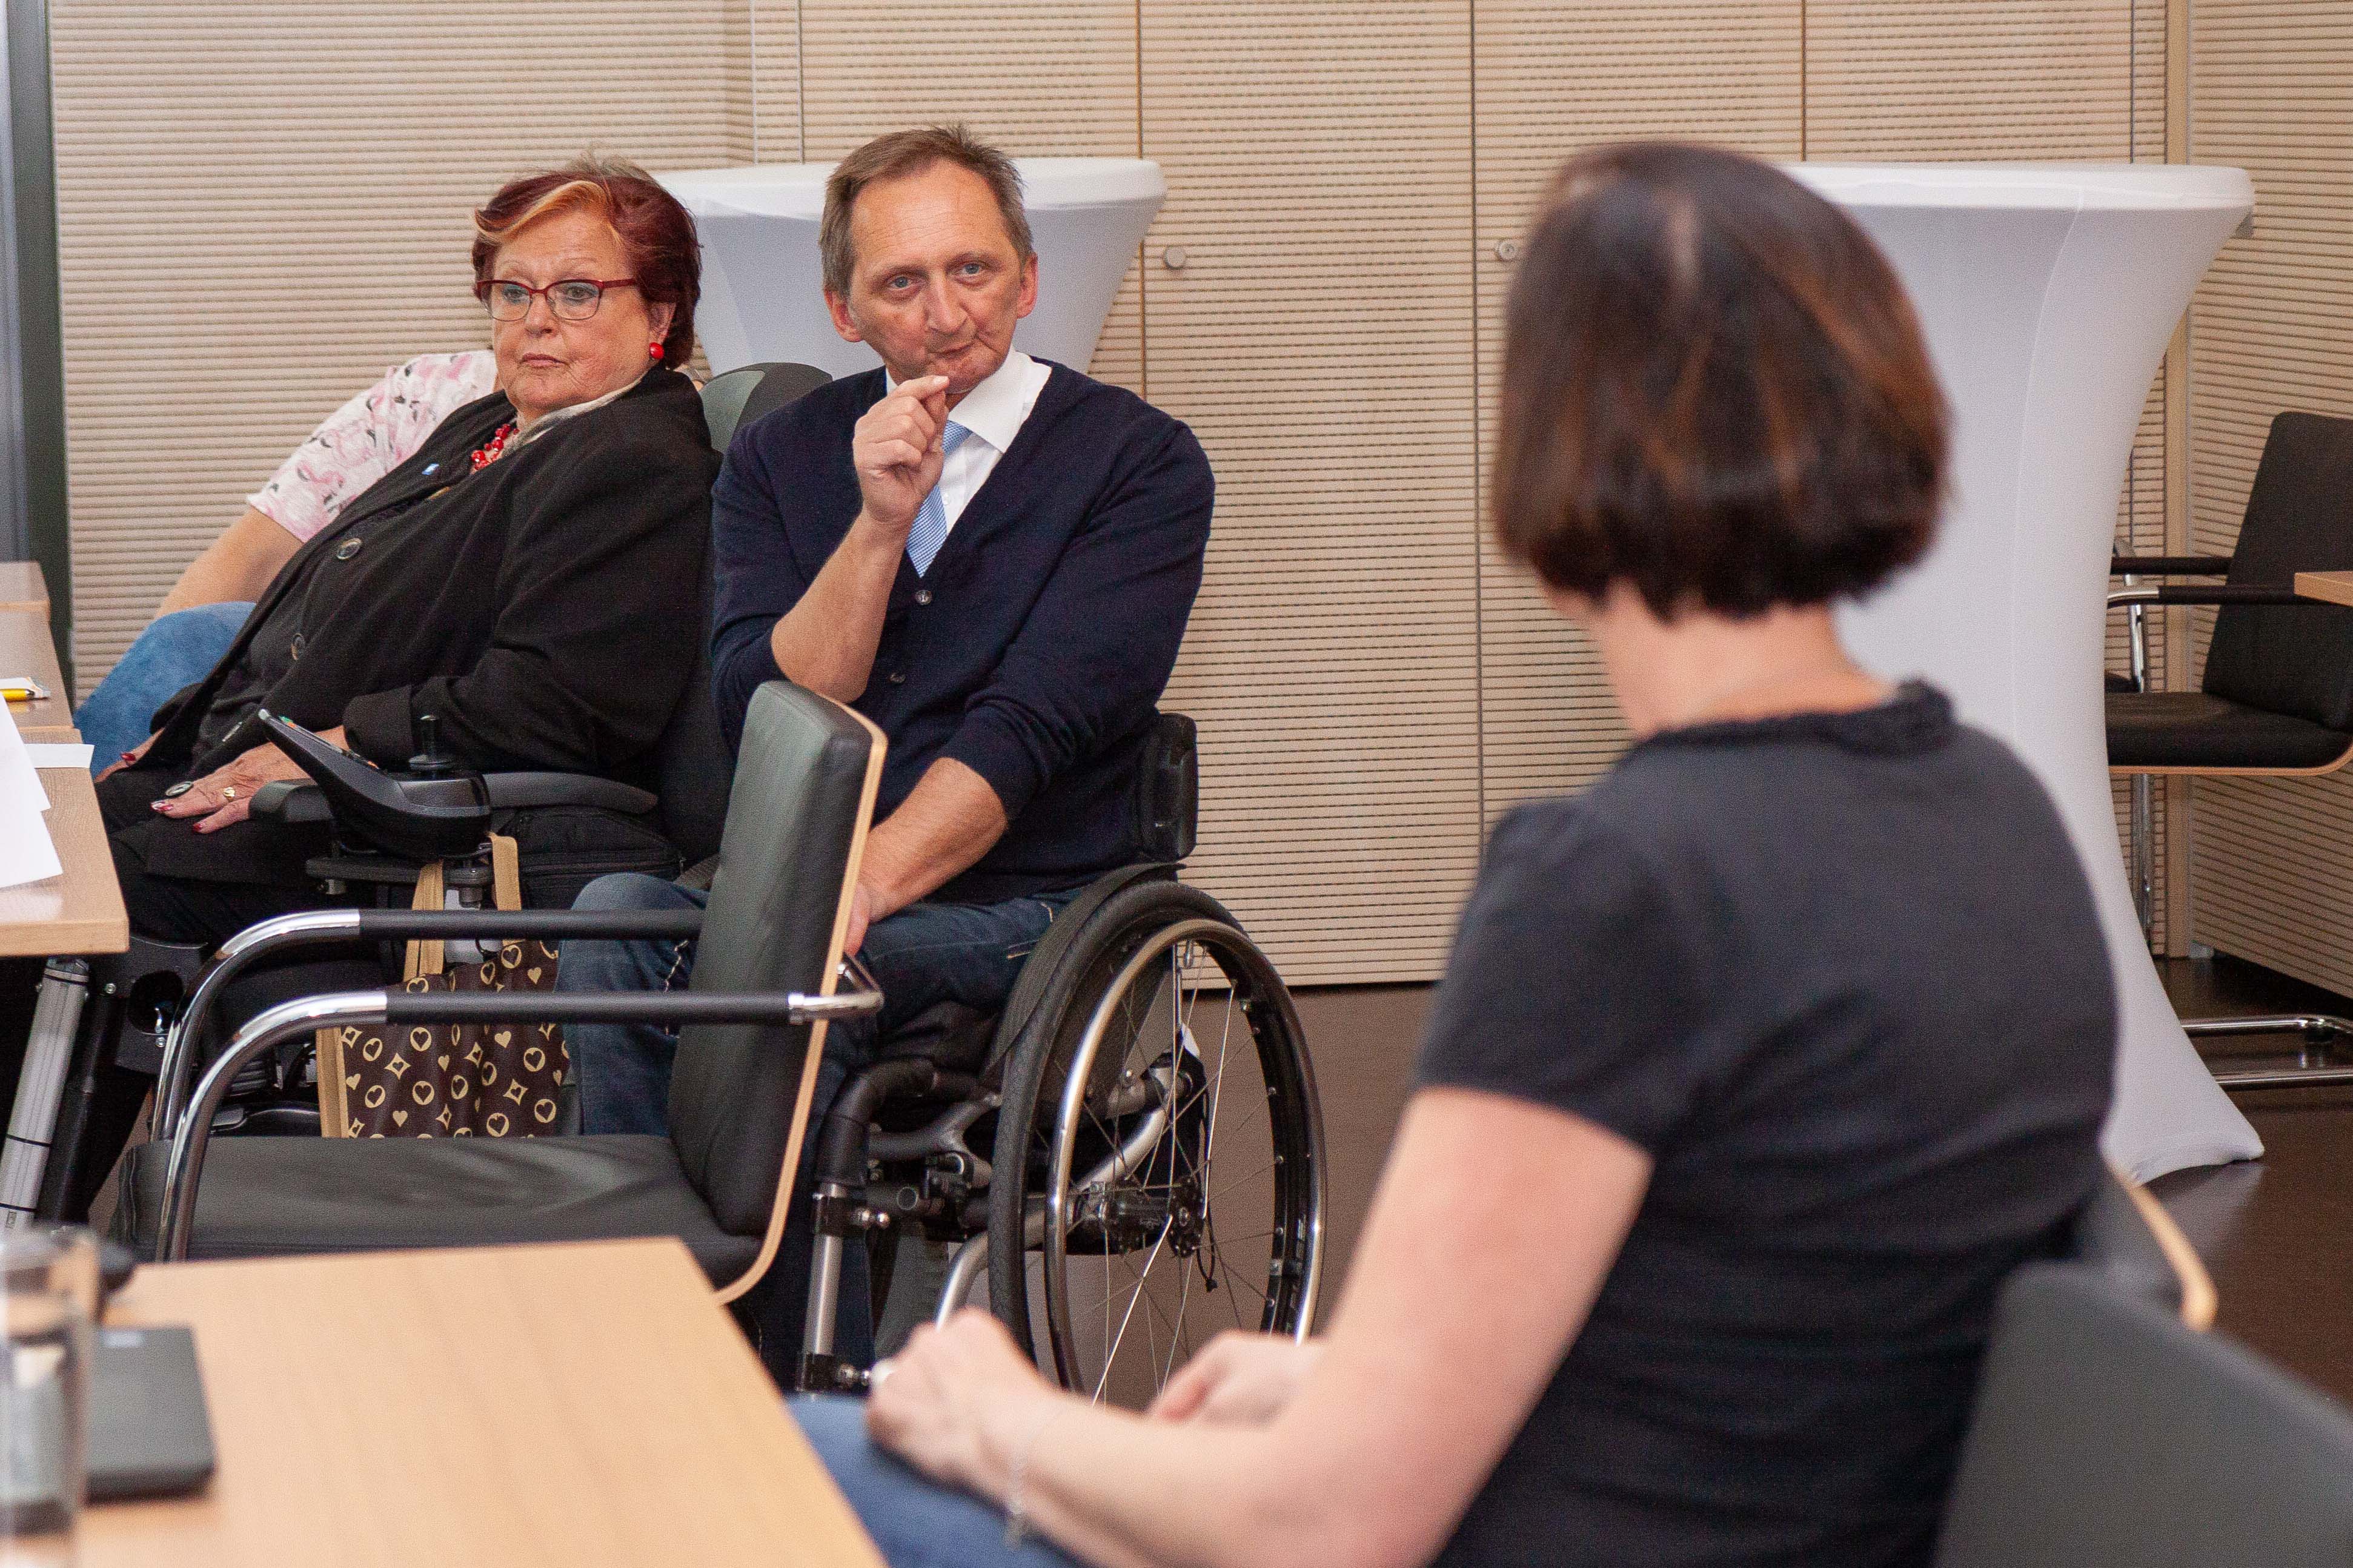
[1037,918,1323,1405]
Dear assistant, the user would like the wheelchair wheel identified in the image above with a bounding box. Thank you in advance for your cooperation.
[987,882,1324,1407]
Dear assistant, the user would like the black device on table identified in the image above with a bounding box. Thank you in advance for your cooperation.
[89,1238,216,1501]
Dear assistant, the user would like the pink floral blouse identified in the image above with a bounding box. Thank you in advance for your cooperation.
[247,350,499,541]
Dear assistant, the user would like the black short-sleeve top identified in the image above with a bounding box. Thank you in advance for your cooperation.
[1416,684,2114,1568]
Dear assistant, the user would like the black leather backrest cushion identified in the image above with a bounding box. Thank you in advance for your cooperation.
[2062,1169,2183,1319]
[667,681,878,1234]
[2203,411,2353,729]
[1934,1264,2353,1568]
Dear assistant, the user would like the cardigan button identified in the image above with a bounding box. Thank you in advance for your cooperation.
[914,589,933,606]
[888,671,906,684]
[334,537,363,561]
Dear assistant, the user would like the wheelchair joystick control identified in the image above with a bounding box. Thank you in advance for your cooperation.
[408,713,459,780]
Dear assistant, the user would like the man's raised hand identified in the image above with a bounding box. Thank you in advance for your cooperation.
[851,374,952,538]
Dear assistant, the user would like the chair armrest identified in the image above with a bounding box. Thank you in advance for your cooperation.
[250,780,333,825]
[480,773,658,813]
[2112,555,2234,577]
[248,772,657,829]
[2108,584,2325,610]
[154,906,712,1140]
[157,979,886,1262]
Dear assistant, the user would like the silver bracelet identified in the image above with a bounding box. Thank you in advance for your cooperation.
[1003,1403,1070,1548]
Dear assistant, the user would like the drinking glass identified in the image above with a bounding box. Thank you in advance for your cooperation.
[0,1229,96,1566]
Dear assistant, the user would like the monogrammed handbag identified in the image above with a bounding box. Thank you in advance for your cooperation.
[316,834,567,1138]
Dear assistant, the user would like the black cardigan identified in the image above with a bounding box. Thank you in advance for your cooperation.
[121,365,717,884]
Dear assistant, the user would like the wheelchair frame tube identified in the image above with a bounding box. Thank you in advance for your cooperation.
[154,983,884,1262]
[155,907,712,1141]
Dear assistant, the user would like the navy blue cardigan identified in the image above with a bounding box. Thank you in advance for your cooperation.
[710,362,1214,903]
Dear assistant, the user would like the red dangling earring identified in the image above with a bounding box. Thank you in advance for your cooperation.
[648,341,664,360]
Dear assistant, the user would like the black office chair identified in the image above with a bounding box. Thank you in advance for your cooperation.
[2107,409,2353,1090]
[1934,1263,2353,1567]
[113,680,885,1316]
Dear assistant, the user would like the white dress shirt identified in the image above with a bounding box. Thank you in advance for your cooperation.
[883,349,1052,542]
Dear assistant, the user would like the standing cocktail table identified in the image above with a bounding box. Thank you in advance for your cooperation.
[1790,163,2259,1181]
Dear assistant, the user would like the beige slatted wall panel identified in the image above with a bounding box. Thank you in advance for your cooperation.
[1807,2,2143,157]
[52,1,745,693]
[1141,1,1476,982]
[750,1,803,164]
[2184,4,2353,994]
[1474,5,1802,822]
[795,2,1143,394]
[2106,0,2175,951]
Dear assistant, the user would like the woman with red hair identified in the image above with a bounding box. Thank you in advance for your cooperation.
[58,156,720,1189]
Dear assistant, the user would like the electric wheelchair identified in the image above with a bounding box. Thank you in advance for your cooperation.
[23,362,1327,1408]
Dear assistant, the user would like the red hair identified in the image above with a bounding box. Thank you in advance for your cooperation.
[473,156,701,365]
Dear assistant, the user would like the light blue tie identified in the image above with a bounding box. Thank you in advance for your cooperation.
[906,421,974,577]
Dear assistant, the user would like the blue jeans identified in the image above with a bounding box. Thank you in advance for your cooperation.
[792,1397,1086,1568]
[73,601,251,773]
[557,874,1073,1377]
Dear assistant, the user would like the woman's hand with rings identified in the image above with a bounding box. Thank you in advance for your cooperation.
[152,725,351,833]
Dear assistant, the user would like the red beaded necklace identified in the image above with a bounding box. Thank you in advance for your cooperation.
[470,421,518,472]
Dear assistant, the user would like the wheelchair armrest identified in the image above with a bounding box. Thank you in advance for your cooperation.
[480,772,658,814]
[2112,555,2233,577]
[250,780,333,825]
[250,773,655,826]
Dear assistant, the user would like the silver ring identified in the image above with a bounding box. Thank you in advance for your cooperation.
[220,786,237,801]
[869,1357,896,1391]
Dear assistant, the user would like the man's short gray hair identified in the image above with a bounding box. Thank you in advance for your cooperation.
[820,124,1033,298]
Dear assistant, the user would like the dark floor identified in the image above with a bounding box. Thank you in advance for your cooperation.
[1294,955,2353,1406]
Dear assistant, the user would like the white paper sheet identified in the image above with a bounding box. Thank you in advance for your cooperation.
[24,744,91,770]
[0,703,59,888]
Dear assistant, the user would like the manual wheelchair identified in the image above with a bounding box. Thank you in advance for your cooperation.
[27,364,1327,1409]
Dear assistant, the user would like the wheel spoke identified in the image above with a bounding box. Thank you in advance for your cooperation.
[1094,1219,1174,1402]
[1207,1156,1279,1206]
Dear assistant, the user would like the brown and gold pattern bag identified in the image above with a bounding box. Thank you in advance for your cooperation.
[316,834,567,1138]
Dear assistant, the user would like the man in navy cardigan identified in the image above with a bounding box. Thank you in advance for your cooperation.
[557,126,1212,1366]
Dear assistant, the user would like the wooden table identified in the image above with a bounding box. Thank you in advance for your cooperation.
[0,766,126,958]
[0,558,47,614]
[84,1239,886,1568]
[0,601,74,742]
[2294,571,2353,608]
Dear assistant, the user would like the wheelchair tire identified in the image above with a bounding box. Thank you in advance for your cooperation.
[986,881,1324,1406]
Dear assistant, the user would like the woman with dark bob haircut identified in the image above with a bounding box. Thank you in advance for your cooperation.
[58,155,720,1188]
[783,143,2117,1568]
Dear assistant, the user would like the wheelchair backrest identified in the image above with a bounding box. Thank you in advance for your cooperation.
[642,363,840,869]
[668,680,884,1237]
